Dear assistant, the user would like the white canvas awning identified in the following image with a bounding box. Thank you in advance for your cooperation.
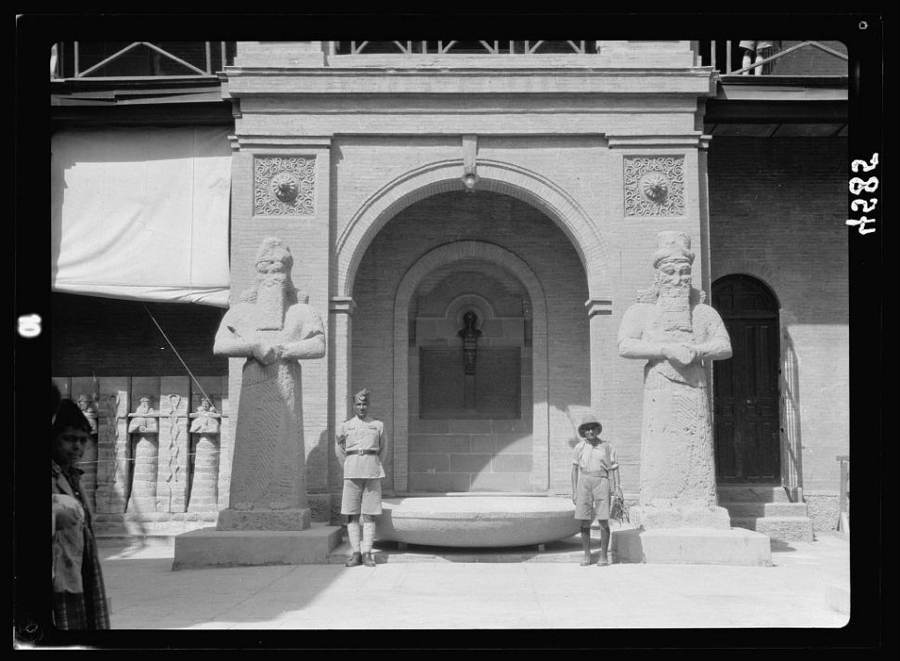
[51,126,232,307]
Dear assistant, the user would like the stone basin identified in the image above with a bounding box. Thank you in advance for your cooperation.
[375,496,582,548]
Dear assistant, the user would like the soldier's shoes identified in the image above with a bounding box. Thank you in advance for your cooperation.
[597,553,610,566]
[362,552,376,567]
[345,552,362,567]
[580,555,593,566]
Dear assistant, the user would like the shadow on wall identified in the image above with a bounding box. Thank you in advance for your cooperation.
[306,428,334,523]
[780,328,803,499]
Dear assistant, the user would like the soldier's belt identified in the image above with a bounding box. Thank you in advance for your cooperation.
[579,470,608,477]
[348,448,379,455]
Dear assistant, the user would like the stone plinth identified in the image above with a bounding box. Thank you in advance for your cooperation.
[216,507,311,531]
[613,526,771,566]
[375,496,582,548]
[172,524,342,569]
[630,503,732,530]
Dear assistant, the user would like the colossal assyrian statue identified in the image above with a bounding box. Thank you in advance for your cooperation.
[617,231,733,528]
[213,237,325,530]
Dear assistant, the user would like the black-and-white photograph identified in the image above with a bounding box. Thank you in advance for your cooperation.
[14,10,884,650]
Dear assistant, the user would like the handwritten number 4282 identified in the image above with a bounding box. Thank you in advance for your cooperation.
[847,153,879,235]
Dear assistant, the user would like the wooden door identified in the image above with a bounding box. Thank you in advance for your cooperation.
[713,276,780,482]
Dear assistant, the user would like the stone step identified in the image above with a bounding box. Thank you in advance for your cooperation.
[717,485,792,503]
[722,501,809,517]
[730,516,814,543]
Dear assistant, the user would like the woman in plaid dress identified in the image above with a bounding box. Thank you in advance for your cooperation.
[51,399,110,630]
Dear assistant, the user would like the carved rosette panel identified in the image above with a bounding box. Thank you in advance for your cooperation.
[254,156,316,216]
[623,156,685,217]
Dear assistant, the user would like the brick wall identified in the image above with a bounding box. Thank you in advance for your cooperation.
[708,136,849,515]
[770,41,848,76]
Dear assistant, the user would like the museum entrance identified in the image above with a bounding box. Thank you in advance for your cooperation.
[712,275,781,483]
[350,188,591,496]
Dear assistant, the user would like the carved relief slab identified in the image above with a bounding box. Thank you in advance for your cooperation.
[624,156,685,217]
[254,156,316,216]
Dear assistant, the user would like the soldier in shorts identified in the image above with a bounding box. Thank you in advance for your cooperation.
[571,415,621,566]
[336,388,388,567]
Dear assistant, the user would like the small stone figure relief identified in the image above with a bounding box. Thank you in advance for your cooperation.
[126,396,159,512]
[187,398,222,514]
[189,398,221,435]
[457,310,482,375]
[617,231,732,527]
[213,236,326,527]
[127,396,158,434]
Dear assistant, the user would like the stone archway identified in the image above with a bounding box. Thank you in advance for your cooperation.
[335,159,610,301]
[392,241,550,493]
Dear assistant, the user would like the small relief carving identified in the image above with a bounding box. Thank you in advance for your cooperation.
[624,156,685,216]
[127,396,158,434]
[189,398,221,435]
[254,156,316,216]
[76,394,99,436]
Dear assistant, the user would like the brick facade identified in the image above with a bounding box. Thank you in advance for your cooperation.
[708,136,849,529]
[49,42,849,535]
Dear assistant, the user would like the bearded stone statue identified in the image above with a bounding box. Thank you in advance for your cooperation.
[213,237,325,530]
[617,231,733,529]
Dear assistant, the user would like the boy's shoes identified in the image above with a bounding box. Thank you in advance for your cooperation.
[362,552,376,567]
[597,552,610,566]
[580,556,593,566]
[345,552,362,567]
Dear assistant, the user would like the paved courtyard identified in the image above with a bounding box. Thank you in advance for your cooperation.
[98,530,849,630]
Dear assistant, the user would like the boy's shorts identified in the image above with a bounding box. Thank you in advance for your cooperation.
[574,473,611,521]
[341,477,383,516]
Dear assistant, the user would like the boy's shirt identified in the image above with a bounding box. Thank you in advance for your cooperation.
[572,439,618,473]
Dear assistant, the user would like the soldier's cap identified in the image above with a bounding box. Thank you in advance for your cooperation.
[354,388,370,403]
[577,415,603,437]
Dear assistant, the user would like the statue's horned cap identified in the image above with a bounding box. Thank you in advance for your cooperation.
[255,237,293,269]
[653,231,694,268]
[354,388,370,403]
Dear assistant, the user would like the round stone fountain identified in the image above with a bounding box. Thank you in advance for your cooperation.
[375,496,582,547]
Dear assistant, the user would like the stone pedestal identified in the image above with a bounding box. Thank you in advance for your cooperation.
[172,524,342,569]
[216,507,311,531]
[630,503,732,530]
[613,526,771,566]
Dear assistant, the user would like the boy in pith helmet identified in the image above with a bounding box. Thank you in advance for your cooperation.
[571,415,621,566]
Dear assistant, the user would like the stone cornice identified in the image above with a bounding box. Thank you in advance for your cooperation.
[222,67,717,98]
[585,298,613,317]
[229,135,332,151]
[607,133,711,149]
[330,297,357,315]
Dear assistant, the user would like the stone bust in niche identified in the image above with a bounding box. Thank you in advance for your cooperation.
[457,310,483,375]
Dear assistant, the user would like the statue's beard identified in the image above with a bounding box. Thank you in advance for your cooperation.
[657,281,692,333]
[256,273,287,330]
